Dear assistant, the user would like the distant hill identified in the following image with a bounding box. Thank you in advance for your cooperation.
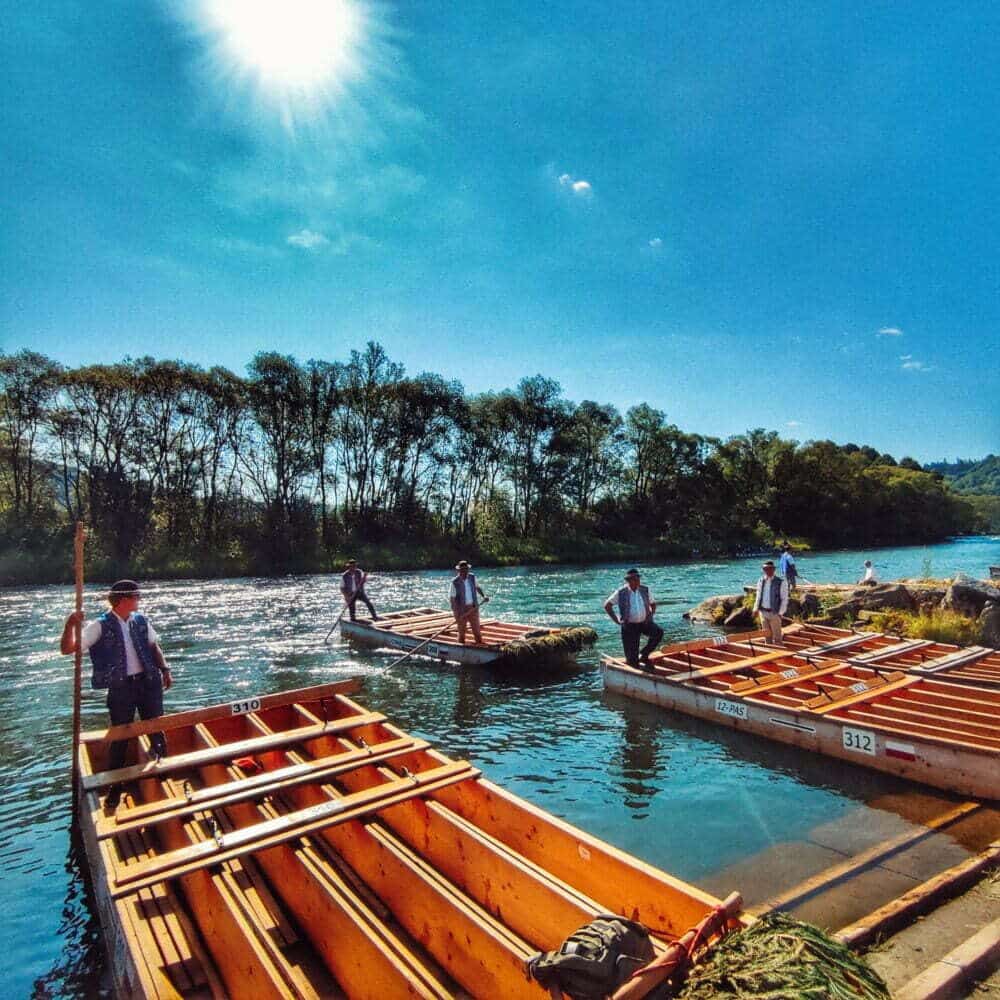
[926,455,1000,495]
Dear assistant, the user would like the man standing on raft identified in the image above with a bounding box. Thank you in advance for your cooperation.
[340,559,379,621]
[753,559,789,644]
[604,568,664,670]
[59,579,173,811]
[449,560,487,644]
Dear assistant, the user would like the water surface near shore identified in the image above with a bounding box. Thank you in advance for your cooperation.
[2,536,998,997]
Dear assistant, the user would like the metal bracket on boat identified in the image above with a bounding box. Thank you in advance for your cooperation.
[182,780,194,803]
[207,815,225,850]
[319,698,330,728]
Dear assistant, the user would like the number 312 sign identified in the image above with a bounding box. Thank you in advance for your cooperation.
[842,727,876,755]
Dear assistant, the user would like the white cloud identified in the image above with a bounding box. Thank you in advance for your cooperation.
[900,355,932,372]
[878,326,903,336]
[287,229,329,250]
[558,172,593,197]
[648,237,663,249]
[786,420,801,428]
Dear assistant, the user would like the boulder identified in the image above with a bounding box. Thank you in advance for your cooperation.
[979,602,1000,649]
[799,593,822,618]
[823,583,917,622]
[685,593,744,623]
[723,606,755,629]
[943,574,1000,618]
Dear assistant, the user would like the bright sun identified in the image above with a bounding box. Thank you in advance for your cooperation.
[183,0,369,129]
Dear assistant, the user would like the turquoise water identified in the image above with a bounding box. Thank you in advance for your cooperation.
[2,536,998,997]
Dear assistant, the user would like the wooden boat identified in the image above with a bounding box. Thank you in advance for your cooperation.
[77,678,735,998]
[340,606,596,666]
[602,625,1000,799]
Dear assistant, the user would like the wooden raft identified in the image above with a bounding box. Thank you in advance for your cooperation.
[77,678,735,999]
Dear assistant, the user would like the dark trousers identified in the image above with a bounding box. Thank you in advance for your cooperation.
[346,591,377,621]
[107,674,166,771]
[621,620,664,666]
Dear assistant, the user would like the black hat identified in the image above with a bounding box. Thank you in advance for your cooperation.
[762,560,775,569]
[109,579,140,598]
[624,567,641,579]
[346,558,357,566]
[456,559,471,570]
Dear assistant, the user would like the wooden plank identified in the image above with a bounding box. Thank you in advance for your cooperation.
[848,639,935,664]
[84,712,386,790]
[671,648,809,683]
[806,673,915,714]
[728,659,842,694]
[112,762,479,897]
[81,678,363,744]
[100,737,427,838]
[909,645,994,674]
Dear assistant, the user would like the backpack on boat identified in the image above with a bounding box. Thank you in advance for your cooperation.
[527,914,655,999]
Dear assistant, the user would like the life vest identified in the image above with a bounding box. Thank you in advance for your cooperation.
[759,575,785,613]
[341,569,364,594]
[89,611,159,690]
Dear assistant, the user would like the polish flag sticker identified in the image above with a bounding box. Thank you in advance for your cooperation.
[885,740,917,761]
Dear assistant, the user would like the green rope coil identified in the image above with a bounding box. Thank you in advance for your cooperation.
[498,626,598,665]
[677,913,890,1000]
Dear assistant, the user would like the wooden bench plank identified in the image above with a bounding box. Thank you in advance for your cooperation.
[112,762,479,897]
[806,672,912,713]
[83,712,385,791]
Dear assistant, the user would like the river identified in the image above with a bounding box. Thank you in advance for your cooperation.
[2,536,998,997]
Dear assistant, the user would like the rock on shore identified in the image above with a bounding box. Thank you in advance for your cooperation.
[684,575,1000,649]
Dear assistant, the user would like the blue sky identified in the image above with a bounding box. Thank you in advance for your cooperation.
[2,1,997,462]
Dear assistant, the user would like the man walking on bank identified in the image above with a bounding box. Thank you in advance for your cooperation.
[753,560,789,645]
[59,579,173,812]
[340,559,378,621]
[449,560,487,645]
[604,568,664,670]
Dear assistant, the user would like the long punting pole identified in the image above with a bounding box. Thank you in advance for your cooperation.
[70,521,85,825]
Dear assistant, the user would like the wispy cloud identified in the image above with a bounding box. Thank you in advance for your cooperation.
[900,354,933,372]
[558,172,593,198]
[648,237,663,249]
[878,326,903,336]
[786,420,802,428]
[287,229,329,250]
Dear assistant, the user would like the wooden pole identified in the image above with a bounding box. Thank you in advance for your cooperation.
[70,521,86,825]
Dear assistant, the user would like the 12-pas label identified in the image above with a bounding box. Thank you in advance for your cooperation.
[714,698,748,720]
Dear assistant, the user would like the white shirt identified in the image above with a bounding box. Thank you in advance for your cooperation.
[754,576,788,616]
[81,613,159,676]
[606,587,651,623]
[863,565,878,582]
[450,578,476,605]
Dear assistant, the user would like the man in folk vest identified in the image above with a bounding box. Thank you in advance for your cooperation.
[604,568,664,670]
[753,560,789,644]
[449,560,487,644]
[60,579,173,812]
[340,559,378,621]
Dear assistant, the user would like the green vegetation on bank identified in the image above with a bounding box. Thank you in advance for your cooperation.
[0,346,986,585]
[862,608,984,646]
[927,455,1000,495]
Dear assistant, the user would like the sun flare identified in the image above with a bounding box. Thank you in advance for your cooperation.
[178,0,372,130]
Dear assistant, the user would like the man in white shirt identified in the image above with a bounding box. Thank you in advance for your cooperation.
[753,560,789,644]
[449,560,487,644]
[859,560,878,586]
[60,579,173,811]
[604,568,664,670]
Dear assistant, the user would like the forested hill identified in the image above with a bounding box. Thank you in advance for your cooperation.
[0,345,987,584]
[926,456,1000,495]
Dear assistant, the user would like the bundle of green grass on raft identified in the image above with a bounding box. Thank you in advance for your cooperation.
[498,626,598,664]
[676,913,890,1000]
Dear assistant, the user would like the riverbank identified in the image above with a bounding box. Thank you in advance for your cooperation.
[686,573,1000,648]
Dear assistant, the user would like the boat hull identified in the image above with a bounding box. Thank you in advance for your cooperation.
[341,618,505,664]
[602,659,998,800]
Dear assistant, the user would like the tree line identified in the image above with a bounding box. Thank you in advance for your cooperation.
[0,345,982,583]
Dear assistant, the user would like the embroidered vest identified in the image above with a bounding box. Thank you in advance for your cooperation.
[89,611,159,690]
[759,576,785,613]
[617,585,651,622]
[451,573,478,609]
[341,569,363,593]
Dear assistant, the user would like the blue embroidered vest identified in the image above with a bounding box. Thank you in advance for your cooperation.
[89,611,159,690]
[451,573,478,609]
[759,576,785,612]
[617,585,651,622]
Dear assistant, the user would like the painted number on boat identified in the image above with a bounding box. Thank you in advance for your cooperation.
[230,697,262,716]
[842,727,876,755]
[714,698,748,720]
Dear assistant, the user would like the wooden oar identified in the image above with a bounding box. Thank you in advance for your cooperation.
[323,601,351,644]
[385,597,490,669]
[70,521,86,825]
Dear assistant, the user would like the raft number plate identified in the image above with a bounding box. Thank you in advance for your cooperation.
[714,698,748,720]
[231,697,262,716]
[842,727,876,755]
